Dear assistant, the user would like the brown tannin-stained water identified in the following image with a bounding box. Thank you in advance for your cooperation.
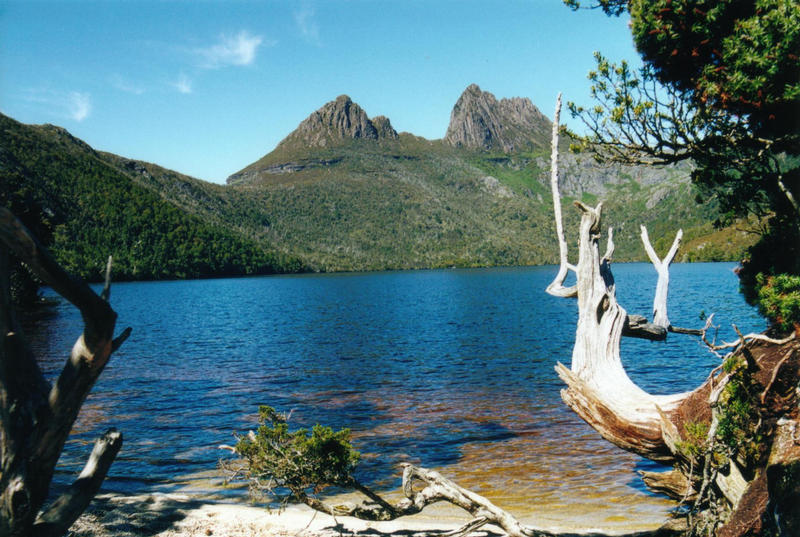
[28,264,763,532]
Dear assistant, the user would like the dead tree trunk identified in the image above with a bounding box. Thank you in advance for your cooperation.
[543,97,800,536]
[552,198,689,461]
[0,208,130,537]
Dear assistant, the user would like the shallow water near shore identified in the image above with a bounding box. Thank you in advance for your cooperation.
[29,263,763,531]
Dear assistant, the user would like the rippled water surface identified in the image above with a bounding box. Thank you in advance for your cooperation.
[29,263,763,530]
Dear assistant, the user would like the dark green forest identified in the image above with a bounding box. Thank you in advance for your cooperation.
[1,114,304,284]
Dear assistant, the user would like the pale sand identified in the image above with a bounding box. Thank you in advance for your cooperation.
[68,493,471,537]
[68,492,670,537]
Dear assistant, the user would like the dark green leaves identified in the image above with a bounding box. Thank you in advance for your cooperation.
[233,406,360,500]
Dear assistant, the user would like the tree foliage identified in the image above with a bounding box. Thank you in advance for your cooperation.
[629,0,799,137]
[565,0,800,331]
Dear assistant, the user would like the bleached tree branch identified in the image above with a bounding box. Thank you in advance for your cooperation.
[640,226,682,328]
[545,93,578,299]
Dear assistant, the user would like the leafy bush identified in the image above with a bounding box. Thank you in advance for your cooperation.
[232,406,360,502]
[716,355,767,468]
[677,421,709,461]
[756,273,800,334]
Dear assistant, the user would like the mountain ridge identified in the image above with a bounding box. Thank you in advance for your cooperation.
[1,83,758,277]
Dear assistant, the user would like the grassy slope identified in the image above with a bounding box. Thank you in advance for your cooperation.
[220,133,755,271]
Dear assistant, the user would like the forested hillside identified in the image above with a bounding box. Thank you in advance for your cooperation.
[0,114,304,281]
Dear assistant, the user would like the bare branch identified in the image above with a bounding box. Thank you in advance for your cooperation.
[0,208,114,343]
[444,516,489,537]
[546,93,578,299]
[100,256,113,302]
[0,208,129,535]
[32,429,123,537]
[700,314,796,354]
[668,326,705,336]
[298,464,570,537]
[602,227,615,263]
[641,226,682,328]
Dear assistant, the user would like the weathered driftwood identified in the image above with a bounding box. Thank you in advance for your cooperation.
[0,208,130,537]
[552,202,690,461]
[543,125,691,460]
[298,463,682,537]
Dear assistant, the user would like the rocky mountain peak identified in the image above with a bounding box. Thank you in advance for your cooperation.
[371,115,398,140]
[277,95,397,149]
[444,84,551,153]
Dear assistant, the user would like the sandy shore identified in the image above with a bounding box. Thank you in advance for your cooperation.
[68,491,674,537]
[69,492,474,537]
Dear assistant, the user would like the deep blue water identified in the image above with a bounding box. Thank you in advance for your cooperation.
[28,263,763,522]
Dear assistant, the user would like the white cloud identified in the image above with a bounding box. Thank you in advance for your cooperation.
[294,6,320,44]
[172,73,193,94]
[198,30,264,68]
[22,89,92,122]
[68,92,91,121]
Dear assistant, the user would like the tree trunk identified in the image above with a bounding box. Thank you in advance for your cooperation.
[542,98,800,536]
[0,208,130,537]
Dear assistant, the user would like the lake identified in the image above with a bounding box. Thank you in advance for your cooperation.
[28,263,764,530]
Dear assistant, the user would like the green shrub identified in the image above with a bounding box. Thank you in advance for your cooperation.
[756,273,800,333]
[677,421,709,461]
[232,406,360,501]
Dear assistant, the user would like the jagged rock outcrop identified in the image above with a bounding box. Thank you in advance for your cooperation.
[371,115,399,140]
[444,84,551,152]
[276,95,397,149]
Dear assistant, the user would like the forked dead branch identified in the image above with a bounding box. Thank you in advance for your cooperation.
[0,208,131,537]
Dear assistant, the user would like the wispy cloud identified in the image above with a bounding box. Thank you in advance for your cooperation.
[198,31,265,68]
[111,74,145,95]
[294,6,320,44]
[22,89,92,122]
[172,73,193,94]
[68,92,91,121]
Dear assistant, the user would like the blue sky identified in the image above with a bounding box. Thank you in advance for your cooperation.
[1,1,639,184]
